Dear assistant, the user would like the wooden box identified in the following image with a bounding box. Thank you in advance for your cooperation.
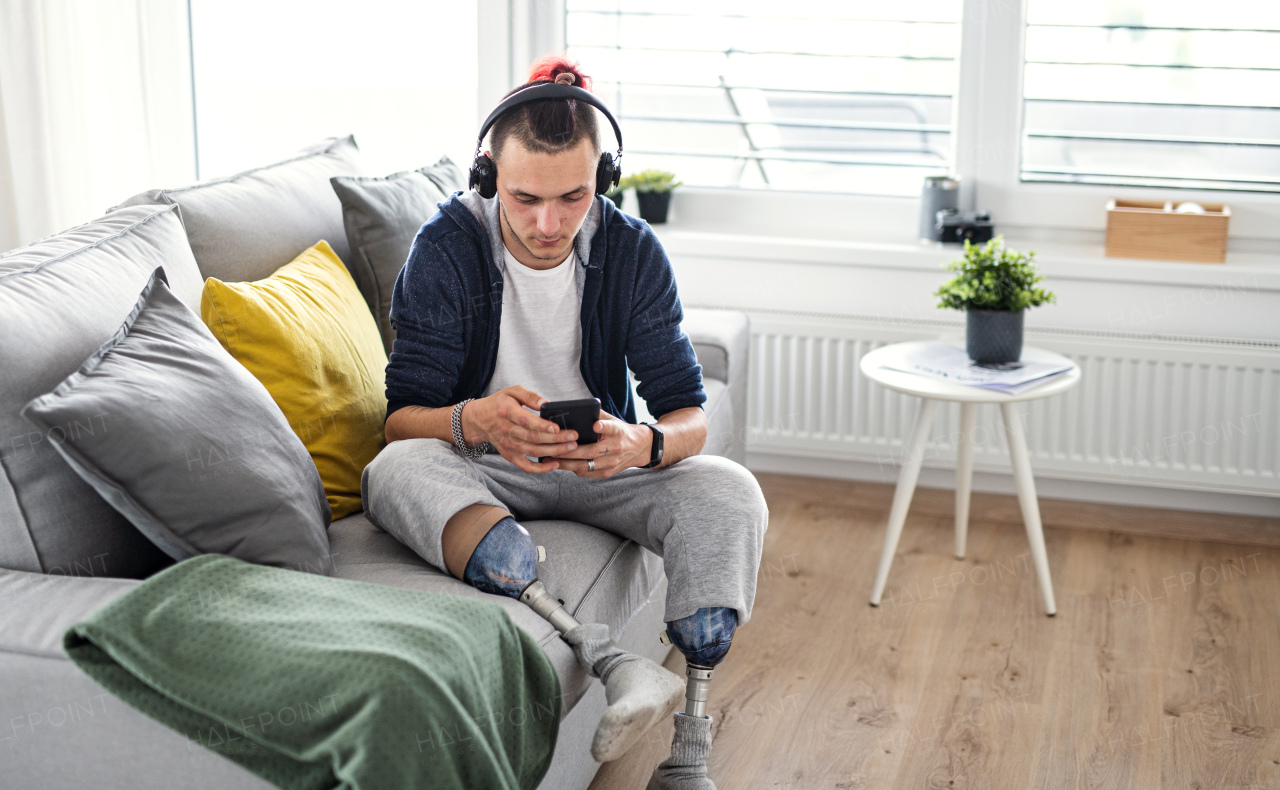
[1105,199,1230,263]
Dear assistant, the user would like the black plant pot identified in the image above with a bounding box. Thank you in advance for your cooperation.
[636,191,671,224]
[606,191,625,209]
[966,308,1025,365]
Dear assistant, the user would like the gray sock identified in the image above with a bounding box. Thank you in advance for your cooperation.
[646,712,716,790]
[563,623,686,762]
[562,621,641,682]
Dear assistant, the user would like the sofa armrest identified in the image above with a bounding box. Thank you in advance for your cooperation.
[682,308,750,465]
[0,569,138,658]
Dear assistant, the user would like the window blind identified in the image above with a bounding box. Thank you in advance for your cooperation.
[565,1,962,196]
[1022,1,1280,193]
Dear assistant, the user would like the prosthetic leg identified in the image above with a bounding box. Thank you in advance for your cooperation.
[448,511,685,763]
[646,606,738,790]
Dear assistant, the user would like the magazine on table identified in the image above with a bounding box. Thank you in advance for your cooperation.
[880,341,1072,395]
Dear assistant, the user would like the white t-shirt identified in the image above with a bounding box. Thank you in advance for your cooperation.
[482,244,594,403]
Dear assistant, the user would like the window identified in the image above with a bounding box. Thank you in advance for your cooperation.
[190,0,479,180]
[565,1,962,196]
[1022,1,1280,193]
[544,0,1280,241]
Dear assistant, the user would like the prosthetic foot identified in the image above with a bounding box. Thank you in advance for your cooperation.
[461,517,684,762]
[521,579,684,761]
[647,606,739,790]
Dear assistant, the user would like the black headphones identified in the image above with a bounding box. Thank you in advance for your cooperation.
[468,81,624,199]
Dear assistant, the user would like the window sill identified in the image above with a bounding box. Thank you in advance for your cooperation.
[652,224,1280,293]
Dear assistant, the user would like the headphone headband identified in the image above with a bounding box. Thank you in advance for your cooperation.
[469,81,624,198]
[476,81,623,156]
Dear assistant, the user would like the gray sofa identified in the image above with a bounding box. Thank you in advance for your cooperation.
[0,139,749,789]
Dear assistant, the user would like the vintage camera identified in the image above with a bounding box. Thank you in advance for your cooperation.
[935,209,995,244]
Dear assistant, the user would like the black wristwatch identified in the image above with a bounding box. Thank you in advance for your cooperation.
[640,422,664,469]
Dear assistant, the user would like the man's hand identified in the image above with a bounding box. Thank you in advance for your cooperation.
[460,386,579,474]
[550,411,653,479]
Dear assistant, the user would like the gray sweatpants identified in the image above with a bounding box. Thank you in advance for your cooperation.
[361,439,768,625]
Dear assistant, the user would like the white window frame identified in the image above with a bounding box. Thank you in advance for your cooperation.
[481,0,1280,248]
[961,0,1280,246]
[477,0,567,128]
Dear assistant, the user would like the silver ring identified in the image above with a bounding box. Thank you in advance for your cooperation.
[587,459,596,472]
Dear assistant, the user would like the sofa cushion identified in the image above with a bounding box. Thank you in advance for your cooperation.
[23,269,333,572]
[330,157,467,353]
[0,205,204,578]
[328,512,664,714]
[0,568,139,657]
[202,241,387,520]
[115,136,364,284]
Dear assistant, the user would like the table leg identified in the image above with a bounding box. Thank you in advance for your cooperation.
[870,398,938,607]
[955,401,977,560]
[999,401,1058,616]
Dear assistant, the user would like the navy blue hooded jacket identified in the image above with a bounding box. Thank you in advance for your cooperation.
[384,192,705,424]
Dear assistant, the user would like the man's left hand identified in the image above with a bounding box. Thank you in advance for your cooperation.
[548,411,652,478]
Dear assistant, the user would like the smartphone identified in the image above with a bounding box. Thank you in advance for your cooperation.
[539,397,601,445]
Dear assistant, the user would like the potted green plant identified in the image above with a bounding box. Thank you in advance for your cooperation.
[628,168,681,224]
[934,236,1056,365]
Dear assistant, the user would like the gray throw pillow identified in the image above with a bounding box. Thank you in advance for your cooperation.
[331,157,467,353]
[22,268,334,575]
[0,204,203,578]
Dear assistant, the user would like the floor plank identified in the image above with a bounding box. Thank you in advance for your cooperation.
[587,474,1280,790]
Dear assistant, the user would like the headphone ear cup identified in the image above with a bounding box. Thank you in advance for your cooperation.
[596,152,619,195]
[470,154,497,199]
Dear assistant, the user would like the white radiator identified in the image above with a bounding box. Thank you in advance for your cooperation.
[742,311,1280,498]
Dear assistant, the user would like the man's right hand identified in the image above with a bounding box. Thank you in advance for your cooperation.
[460,386,578,473]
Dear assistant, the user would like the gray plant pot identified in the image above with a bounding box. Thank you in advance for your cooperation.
[966,308,1024,365]
[636,191,671,223]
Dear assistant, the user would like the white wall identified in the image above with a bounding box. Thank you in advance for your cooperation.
[653,218,1280,517]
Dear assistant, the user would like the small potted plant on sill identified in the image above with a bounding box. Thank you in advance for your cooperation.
[934,236,1056,365]
[629,168,681,224]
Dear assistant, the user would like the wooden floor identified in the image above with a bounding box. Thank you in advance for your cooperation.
[588,473,1280,790]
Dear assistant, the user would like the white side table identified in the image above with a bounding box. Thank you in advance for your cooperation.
[859,341,1081,616]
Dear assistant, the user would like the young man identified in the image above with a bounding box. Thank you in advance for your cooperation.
[362,56,767,790]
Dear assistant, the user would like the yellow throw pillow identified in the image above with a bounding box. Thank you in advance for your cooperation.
[201,240,387,520]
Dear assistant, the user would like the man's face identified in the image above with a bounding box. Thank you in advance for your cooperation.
[494,137,598,269]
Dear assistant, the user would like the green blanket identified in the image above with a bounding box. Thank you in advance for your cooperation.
[63,555,560,790]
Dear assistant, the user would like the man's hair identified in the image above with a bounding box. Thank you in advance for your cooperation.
[489,55,601,162]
